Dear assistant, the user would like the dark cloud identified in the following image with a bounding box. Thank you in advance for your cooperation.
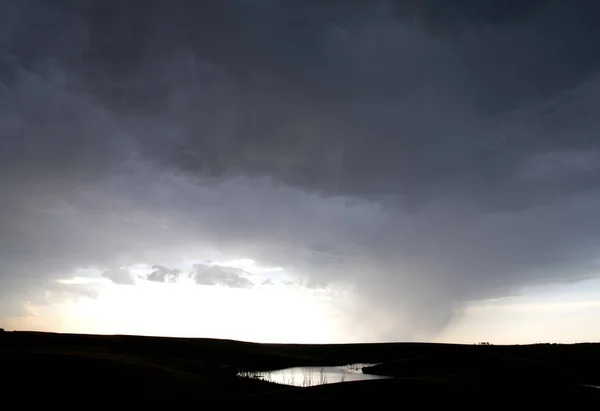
[190,264,254,289]
[2,0,600,340]
[104,1,600,211]
[4,0,600,209]
[18,2,588,208]
[145,265,181,284]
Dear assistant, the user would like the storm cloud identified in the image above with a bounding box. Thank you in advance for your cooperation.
[190,263,254,289]
[2,0,600,340]
[144,265,182,284]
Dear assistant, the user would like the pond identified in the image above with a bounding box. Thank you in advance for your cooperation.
[239,363,389,387]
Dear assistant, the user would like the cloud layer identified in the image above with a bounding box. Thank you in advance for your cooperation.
[190,264,254,289]
[2,0,600,340]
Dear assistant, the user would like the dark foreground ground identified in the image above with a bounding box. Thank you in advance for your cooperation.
[1,330,599,406]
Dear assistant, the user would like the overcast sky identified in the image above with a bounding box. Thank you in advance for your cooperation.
[2,0,600,343]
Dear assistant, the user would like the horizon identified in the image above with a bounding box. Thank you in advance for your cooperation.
[2,328,594,347]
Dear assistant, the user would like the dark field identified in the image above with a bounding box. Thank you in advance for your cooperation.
[1,330,599,406]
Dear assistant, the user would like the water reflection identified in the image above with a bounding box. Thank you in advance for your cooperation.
[239,363,388,387]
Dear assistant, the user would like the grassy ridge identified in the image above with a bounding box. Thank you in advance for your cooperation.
[1,331,599,405]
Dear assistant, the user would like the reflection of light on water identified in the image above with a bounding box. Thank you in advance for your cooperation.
[239,363,388,387]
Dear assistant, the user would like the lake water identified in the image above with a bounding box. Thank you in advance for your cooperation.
[240,363,389,387]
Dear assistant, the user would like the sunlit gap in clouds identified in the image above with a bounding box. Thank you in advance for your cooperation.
[9,258,354,344]
[8,252,600,345]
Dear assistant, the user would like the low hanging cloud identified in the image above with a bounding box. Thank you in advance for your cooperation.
[2,1,600,341]
[144,265,182,284]
[190,264,254,289]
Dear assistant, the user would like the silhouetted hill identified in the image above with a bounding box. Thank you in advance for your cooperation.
[1,331,599,405]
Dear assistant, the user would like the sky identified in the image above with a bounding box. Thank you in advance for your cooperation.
[1,0,600,344]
